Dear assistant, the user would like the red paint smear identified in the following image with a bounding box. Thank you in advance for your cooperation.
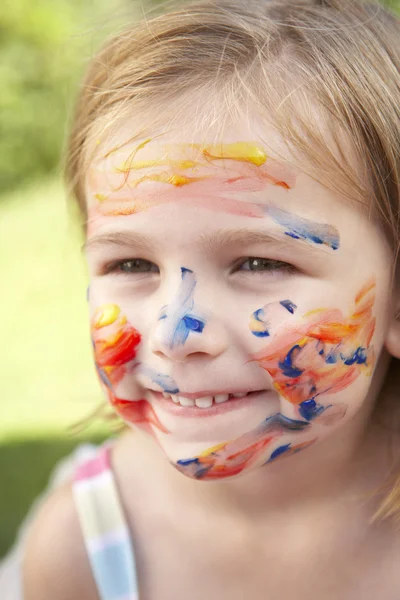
[95,327,141,367]
[91,308,170,434]
[189,436,275,480]
[111,397,169,434]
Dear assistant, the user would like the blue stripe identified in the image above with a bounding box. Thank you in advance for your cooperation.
[90,540,138,600]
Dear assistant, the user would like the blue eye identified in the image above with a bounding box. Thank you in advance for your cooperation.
[108,259,159,274]
[238,257,294,272]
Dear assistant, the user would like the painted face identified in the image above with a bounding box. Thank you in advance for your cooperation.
[85,124,391,481]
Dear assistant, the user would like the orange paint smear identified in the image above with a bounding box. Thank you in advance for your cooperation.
[253,278,376,406]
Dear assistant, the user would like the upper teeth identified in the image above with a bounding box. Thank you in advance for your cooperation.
[164,392,248,408]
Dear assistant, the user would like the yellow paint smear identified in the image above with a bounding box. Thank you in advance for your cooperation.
[199,441,228,457]
[117,159,197,173]
[132,172,206,187]
[93,304,121,329]
[202,142,267,166]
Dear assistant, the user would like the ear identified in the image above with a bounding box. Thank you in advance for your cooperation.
[385,290,400,359]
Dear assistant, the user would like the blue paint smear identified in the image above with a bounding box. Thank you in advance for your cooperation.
[266,206,340,250]
[252,330,270,338]
[183,315,205,333]
[280,300,297,314]
[278,345,304,378]
[342,347,367,366]
[160,267,206,349]
[269,443,291,461]
[250,307,270,337]
[262,413,310,432]
[299,399,326,421]
[139,365,179,394]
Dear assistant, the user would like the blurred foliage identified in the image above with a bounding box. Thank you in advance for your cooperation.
[0,0,133,193]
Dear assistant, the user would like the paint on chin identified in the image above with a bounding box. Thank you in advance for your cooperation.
[91,303,169,434]
[175,413,310,480]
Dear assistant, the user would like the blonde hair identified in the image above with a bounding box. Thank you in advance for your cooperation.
[65,0,400,515]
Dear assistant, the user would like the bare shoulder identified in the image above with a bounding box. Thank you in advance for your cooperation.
[23,481,98,600]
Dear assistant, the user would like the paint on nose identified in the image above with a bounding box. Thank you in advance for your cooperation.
[158,267,206,349]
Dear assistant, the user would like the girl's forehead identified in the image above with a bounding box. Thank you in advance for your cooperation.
[85,126,360,228]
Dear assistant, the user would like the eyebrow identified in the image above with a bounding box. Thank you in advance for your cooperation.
[84,227,328,256]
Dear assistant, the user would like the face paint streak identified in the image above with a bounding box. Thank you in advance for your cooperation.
[158,267,205,349]
[267,438,317,463]
[175,413,309,480]
[250,300,297,338]
[280,300,297,314]
[91,304,169,434]
[249,308,270,337]
[200,142,267,166]
[138,365,179,395]
[89,173,339,252]
[266,206,340,250]
[252,278,376,415]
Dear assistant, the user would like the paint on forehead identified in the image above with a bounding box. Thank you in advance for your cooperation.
[252,278,376,410]
[157,267,205,349]
[88,144,340,251]
[267,206,340,250]
[89,140,295,207]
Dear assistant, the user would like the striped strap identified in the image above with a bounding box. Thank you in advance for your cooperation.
[73,446,139,600]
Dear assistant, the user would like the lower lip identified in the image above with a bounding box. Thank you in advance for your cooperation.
[150,390,266,418]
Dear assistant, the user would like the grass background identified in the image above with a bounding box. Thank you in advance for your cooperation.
[0,179,109,557]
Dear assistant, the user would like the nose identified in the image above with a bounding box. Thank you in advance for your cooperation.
[149,267,228,361]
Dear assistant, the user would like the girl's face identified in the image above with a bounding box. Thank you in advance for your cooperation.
[85,123,393,481]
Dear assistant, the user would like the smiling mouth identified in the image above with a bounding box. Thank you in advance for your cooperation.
[160,390,263,409]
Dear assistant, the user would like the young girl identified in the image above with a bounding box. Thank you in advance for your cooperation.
[23,0,400,598]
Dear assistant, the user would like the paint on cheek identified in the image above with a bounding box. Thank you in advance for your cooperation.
[249,308,270,337]
[252,278,376,418]
[91,303,169,434]
[138,365,179,395]
[158,267,205,348]
[250,300,297,338]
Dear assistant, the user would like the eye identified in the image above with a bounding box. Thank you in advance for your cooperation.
[104,258,159,274]
[235,257,295,273]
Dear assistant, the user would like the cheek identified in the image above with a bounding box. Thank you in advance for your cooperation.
[250,278,376,418]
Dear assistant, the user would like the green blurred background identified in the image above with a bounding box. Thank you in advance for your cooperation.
[1,0,399,560]
[0,0,138,559]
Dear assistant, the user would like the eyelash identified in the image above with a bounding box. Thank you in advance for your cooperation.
[101,257,295,276]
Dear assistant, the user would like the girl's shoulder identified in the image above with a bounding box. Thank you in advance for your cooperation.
[23,479,99,600]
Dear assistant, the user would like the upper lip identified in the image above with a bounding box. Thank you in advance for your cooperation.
[150,389,262,400]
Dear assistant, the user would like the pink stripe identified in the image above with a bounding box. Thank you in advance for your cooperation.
[74,446,111,481]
